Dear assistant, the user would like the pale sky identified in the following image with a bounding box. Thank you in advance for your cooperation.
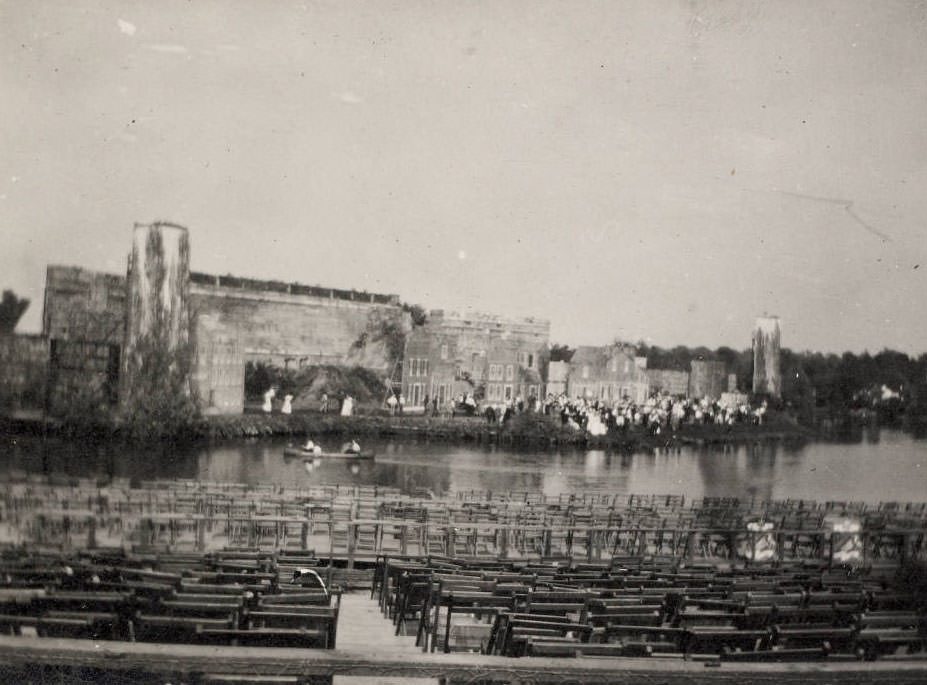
[3,1,926,354]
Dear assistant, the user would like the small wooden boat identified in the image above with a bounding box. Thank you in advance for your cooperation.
[283,447,375,461]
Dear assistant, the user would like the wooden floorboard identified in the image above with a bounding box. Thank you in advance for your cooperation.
[0,634,926,684]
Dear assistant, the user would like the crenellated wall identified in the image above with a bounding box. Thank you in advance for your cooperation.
[40,231,406,414]
[190,280,404,371]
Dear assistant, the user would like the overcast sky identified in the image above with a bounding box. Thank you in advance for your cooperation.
[3,1,926,354]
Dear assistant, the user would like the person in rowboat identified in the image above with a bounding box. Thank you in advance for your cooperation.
[343,439,361,454]
[303,437,322,455]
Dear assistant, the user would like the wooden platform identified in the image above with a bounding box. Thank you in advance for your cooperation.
[0,634,926,684]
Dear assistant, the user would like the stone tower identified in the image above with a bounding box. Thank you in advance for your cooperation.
[121,222,192,405]
[752,316,781,398]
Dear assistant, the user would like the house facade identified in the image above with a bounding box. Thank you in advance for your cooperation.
[401,310,550,410]
[566,345,650,405]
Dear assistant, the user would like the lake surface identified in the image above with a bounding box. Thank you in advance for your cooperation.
[2,428,925,504]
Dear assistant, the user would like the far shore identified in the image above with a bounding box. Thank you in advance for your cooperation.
[0,405,818,450]
[206,407,814,451]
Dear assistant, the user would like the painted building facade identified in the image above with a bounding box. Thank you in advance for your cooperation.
[401,310,550,410]
[546,361,570,397]
[566,345,650,405]
[40,225,406,415]
[689,359,729,400]
[645,368,690,396]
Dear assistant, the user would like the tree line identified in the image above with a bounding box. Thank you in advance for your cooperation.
[551,342,927,425]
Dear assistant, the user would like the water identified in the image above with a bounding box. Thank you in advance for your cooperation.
[2,428,926,504]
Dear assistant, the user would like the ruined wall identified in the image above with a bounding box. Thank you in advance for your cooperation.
[689,360,729,400]
[753,316,782,397]
[48,339,120,414]
[0,334,48,411]
[42,266,126,344]
[189,276,404,372]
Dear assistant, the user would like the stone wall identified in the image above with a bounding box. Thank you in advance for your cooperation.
[49,339,120,414]
[189,280,405,371]
[41,256,406,414]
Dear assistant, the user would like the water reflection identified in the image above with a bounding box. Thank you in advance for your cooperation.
[1,430,925,503]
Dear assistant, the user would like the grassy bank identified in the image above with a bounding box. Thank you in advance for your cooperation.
[203,409,812,450]
[1,407,813,450]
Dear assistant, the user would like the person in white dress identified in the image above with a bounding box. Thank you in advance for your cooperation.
[340,395,354,416]
[262,388,276,413]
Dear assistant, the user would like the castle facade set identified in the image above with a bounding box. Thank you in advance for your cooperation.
[2,224,778,417]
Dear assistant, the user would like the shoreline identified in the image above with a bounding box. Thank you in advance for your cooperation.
[0,408,818,450]
[200,410,816,451]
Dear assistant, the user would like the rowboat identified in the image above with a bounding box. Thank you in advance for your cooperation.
[283,447,375,461]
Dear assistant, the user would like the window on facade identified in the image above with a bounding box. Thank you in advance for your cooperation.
[422,359,428,376]
[582,365,589,379]
[505,364,514,381]
[624,360,630,373]
[489,364,503,381]
[411,359,418,376]
[610,359,617,372]
[504,385,513,400]
[528,354,534,368]
[440,344,448,360]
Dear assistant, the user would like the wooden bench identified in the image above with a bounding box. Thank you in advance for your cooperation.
[246,607,338,648]
[195,626,327,648]
[684,627,773,654]
[429,587,516,653]
[488,614,593,657]
[133,613,234,643]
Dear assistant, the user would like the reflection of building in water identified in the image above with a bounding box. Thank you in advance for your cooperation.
[695,443,778,502]
[753,316,782,398]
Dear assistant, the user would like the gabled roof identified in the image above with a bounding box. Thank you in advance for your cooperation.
[569,346,607,366]
[570,345,637,367]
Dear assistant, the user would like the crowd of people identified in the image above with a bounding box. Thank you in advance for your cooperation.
[538,393,767,436]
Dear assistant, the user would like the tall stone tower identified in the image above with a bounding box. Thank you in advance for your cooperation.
[121,222,192,405]
[752,316,781,398]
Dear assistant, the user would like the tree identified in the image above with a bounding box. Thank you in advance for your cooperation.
[0,290,29,334]
[401,303,427,327]
[549,344,574,362]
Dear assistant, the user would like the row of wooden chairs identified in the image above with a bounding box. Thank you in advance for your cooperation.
[0,549,341,649]
[374,553,926,661]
